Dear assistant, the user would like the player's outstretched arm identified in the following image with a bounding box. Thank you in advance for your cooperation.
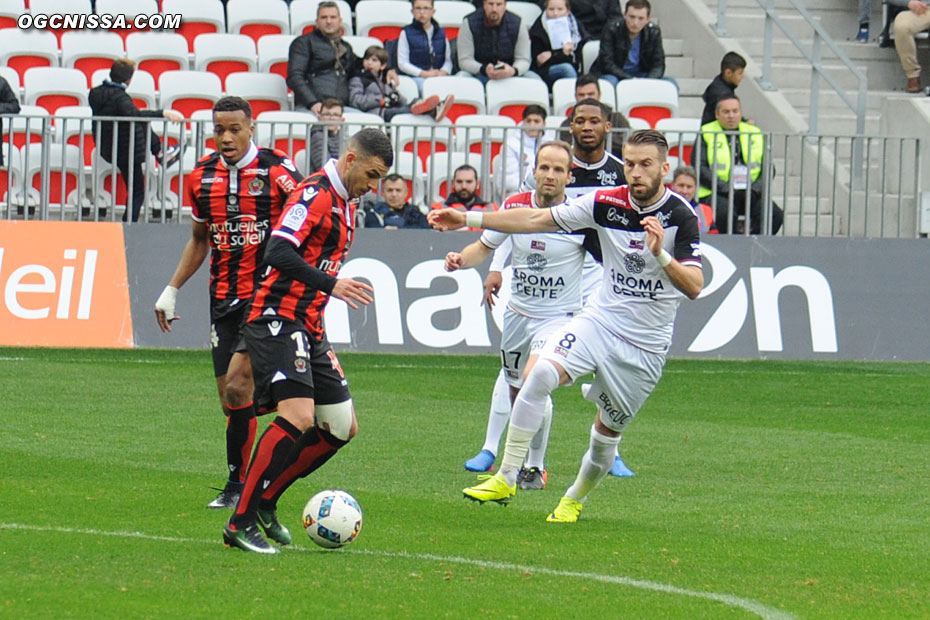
[429,207,558,233]
[642,216,704,300]
[155,221,210,332]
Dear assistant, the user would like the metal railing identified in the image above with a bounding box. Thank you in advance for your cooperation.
[0,113,921,237]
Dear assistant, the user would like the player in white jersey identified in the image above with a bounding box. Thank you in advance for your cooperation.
[429,130,704,522]
[449,142,595,489]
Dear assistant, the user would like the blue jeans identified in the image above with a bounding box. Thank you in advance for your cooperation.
[546,63,577,84]
[602,74,680,91]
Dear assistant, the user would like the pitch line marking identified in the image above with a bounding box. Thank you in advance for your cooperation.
[1,522,795,620]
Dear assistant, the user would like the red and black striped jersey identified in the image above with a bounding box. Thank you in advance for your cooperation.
[248,159,356,338]
[188,144,303,317]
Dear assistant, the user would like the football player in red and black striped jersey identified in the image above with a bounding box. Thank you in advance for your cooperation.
[154,97,303,510]
[223,127,394,554]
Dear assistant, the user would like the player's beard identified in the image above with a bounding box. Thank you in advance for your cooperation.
[575,136,604,155]
[630,173,664,204]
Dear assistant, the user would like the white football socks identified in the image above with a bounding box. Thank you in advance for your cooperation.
[524,396,552,470]
[481,370,512,456]
[566,424,621,503]
[499,361,561,485]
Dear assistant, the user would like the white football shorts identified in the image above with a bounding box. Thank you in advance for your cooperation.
[500,308,575,388]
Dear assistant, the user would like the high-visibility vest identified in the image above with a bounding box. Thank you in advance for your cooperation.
[698,121,764,199]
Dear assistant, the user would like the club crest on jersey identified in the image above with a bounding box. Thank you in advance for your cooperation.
[530,239,546,251]
[624,253,646,274]
[526,253,547,272]
[596,170,618,185]
[606,207,630,225]
[247,177,264,196]
[282,205,308,230]
[294,358,308,373]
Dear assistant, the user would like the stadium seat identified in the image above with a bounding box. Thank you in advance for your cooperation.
[0,0,23,31]
[581,40,599,74]
[95,0,159,42]
[226,0,291,44]
[0,66,21,104]
[257,34,295,85]
[158,70,223,119]
[485,77,549,123]
[224,72,289,116]
[342,111,385,136]
[396,76,419,107]
[355,0,410,42]
[30,0,92,44]
[290,0,353,36]
[433,1,473,39]
[2,105,49,149]
[505,1,541,27]
[25,143,83,208]
[254,110,314,156]
[165,148,211,209]
[60,31,126,88]
[551,77,616,116]
[125,32,191,88]
[194,34,258,89]
[91,68,157,110]
[387,151,425,205]
[24,67,88,115]
[390,113,453,169]
[0,30,59,84]
[627,116,650,131]
[421,76,486,122]
[454,114,515,163]
[0,144,23,208]
[426,151,482,201]
[615,78,678,128]
[189,109,216,151]
[342,35,382,57]
[54,105,94,167]
[162,0,226,53]
[655,117,701,167]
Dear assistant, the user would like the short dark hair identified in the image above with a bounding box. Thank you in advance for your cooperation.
[383,173,406,185]
[364,45,389,65]
[347,127,394,168]
[320,97,344,112]
[523,104,547,120]
[625,0,650,14]
[213,96,252,120]
[109,58,135,84]
[546,0,571,10]
[715,94,740,112]
[672,165,696,182]
[721,51,747,73]
[575,73,600,94]
[625,129,668,159]
[411,0,435,7]
[536,140,573,168]
[453,164,478,180]
[317,1,339,16]
[572,97,608,120]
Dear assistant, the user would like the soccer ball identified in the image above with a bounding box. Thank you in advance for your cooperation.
[302,489,363,549]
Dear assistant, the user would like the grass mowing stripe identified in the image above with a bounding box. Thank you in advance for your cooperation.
[0,522,796,620]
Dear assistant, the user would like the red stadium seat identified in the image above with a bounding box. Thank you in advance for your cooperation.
[162,0,225,52]
[193,34,257,89]
[24,67,88,115]
[226,0,290,45]
[126,32,191,88]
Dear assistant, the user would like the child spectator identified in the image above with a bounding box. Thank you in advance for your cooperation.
[397,0,454,93]
[529,0,587,86]
[700,51,747,126]
[349,46,454,121]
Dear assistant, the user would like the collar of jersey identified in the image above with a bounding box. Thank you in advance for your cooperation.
[220,142,258,170]
[629,186,671,213]
[323,158,349,201]
[572,151,621,170]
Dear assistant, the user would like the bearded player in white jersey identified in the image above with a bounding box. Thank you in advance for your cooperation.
[429,130,703,522]
[449,141,598,490]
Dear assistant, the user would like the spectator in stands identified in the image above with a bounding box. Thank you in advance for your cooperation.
[694,95,783,234]
[890,0,930,92]
[365,173,430,228]
[856,0,872,41]
[557,74,631,157]
[287,1,399,113]
[430,164,496,229]
[529,0,587,86]
[597,0,673,88]
[349,45,454,121]
[570,0,620,40]
[88,59,183,222]
[501,104,547,196]
[0,73,19,168]
[308,98,345,172]
[669,165,716,234]
[397,0,454,93]
[457,0,534,84]
[700,51,747,126]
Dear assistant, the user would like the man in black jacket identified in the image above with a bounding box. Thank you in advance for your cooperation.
[597,0,670,87]
[569,0,620,40]
[88,59,182,222]
[0,73,20,167]
[287,1,398,114]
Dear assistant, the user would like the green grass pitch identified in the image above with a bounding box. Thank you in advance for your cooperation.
[1,348,928,619]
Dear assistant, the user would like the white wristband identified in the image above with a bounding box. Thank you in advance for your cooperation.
[655,249,672,268]
[155,285,179,321]
[465,211,484,229]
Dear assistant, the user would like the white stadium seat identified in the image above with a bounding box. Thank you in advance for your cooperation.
[158,70,224,118]
[485,77,549,123]
[125,32,191,87]
[421,76,486,122]
[60,31,125,88]
[289,0,353,36]
[162,0,227,52]
[224,72,289,116]
[615,78,679,128]
[24,67,89,115]
[355,0,410,42]
[226,0,291,44]
[194,33,258,89]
